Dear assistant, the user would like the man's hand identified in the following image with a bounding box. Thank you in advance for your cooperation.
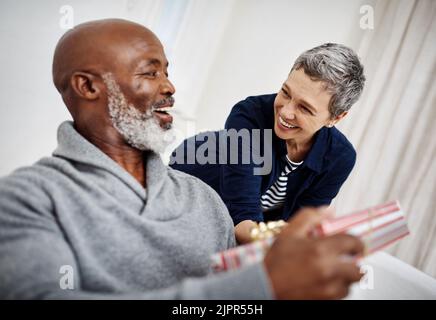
[264,218,364,299]
[285,206,334,238]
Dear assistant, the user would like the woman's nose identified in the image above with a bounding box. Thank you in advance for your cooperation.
[281,102,297,120]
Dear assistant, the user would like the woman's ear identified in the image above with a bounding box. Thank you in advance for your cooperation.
[328,111,348,127]
[70,71,102,100]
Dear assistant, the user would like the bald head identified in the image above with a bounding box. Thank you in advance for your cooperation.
[52,19,162,94]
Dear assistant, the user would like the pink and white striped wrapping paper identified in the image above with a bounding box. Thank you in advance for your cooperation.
[315,200,409,254]
[211,237,274,273]
[211,200,409,273]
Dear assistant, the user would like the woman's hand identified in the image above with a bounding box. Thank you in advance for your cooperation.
[234,220,258,244]
[234,206,334,244]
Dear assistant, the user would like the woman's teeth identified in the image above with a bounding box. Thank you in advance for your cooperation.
[279,116,298,128]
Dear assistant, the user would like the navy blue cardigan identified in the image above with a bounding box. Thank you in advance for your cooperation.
[170,94,356,225]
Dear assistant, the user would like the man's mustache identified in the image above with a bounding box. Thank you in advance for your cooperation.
[140,96,175,119]
[152,96,175,109]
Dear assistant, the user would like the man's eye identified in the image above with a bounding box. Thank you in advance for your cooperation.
[142,71,157,77]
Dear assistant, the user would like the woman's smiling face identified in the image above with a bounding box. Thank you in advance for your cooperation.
[274,68,344,144]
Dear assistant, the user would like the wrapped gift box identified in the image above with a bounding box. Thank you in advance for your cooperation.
[211,200,409,272]
[315,200,409,254]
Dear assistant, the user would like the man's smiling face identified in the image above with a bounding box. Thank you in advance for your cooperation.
[107,33,176,129]
[274,68,333,144]
[100,27,177,152]
[52,19,179,153]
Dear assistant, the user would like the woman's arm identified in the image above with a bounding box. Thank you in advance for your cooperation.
[222,94,277,225]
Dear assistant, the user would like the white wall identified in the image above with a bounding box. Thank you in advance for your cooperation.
[0,0,191,174]
[195,0,366,132]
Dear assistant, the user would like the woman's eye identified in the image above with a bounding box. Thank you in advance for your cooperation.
[281,89,290,98]
[300,105,312,115]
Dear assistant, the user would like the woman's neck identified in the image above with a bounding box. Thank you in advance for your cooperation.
[286,137,313,162]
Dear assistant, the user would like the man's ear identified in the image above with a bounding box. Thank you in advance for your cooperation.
[70,71,102,100]
[328,111,348,127]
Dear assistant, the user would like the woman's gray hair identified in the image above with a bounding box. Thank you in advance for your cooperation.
[291,43,365,118]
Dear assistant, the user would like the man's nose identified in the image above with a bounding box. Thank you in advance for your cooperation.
[161,76,176,96]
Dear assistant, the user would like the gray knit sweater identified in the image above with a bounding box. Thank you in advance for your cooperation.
[0,121,272,299]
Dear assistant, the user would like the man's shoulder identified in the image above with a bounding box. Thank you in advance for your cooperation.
[1,158,55,186]
[167,166,221,198]
[167,167,230,214]
[166,165,235,243]
[0,158,64,220]
[0,155,78,201]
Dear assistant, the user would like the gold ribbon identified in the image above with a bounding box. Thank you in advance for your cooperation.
[249,220,287,241]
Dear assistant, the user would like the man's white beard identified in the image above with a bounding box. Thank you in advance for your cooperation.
[102,73,175,154]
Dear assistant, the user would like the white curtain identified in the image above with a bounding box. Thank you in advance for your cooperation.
[335,0,436,277]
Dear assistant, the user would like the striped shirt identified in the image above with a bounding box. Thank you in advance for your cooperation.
[260,156,303,212]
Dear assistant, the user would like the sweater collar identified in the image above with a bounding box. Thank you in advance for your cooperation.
[52,121,167,201]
